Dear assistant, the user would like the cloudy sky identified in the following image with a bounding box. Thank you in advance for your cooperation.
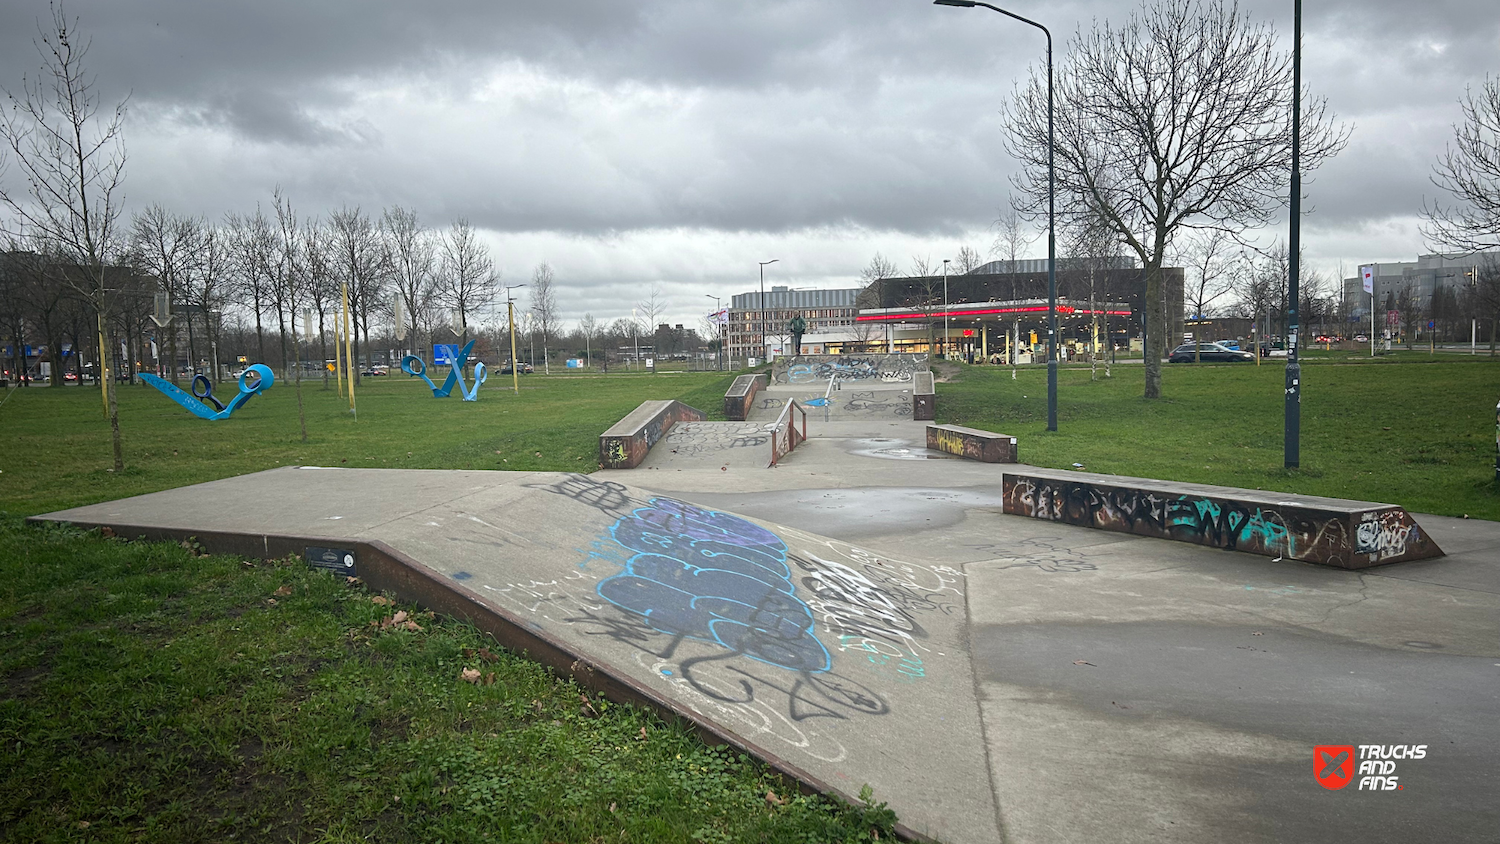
[1,0,1494,330]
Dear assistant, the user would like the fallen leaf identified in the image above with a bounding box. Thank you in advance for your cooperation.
[241,560,256,569]
[273,585,293,597]
[609,802,617,813]
[483,672,496,686]
[1072,660,1094,666]
[460,668,482,684]
[371,596,393,606]
[266,598,278,606]
[532,700,543,713]
[77,821,90,829]
[345,576,363,587]
[765,790,784,807]
[404,620,422,632]
[392,610,408,624]
[477,647,499,663]
[638,727,648,741]
[99,527,115,538]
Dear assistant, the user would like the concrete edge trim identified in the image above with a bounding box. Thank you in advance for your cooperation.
[24,515,935,844]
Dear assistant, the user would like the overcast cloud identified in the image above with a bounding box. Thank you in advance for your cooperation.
[1,0,1496,329]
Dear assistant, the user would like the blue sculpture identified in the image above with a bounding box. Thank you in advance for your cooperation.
[140,365,275,420]
[401,339,487,401]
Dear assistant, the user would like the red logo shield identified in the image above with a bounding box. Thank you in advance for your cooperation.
[1315,745,1355,790]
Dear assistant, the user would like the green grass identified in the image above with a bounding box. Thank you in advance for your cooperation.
[0,371,735,517]
[936,355,1500,519]
[0,518,896,843]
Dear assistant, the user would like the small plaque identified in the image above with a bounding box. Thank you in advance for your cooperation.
[306,546,357,575]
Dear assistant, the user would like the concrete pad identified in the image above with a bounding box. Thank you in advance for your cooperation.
[36,468,1001,844]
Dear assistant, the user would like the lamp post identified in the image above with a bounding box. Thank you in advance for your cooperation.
[706,294,723,371]
[504,283,525,394]
[934,0,1056,430]
[942,258,951,359]
[1285,0,1302,468]
[759,259,778,362]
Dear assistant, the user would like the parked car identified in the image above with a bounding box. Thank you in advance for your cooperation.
[1168,342,1255,363]
[499,361,534,375]
[360,365,388,376]
[1354,334,1370,343]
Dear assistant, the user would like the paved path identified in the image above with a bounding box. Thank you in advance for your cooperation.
[36,411,1500,843]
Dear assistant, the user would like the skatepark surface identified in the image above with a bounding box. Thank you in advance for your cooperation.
[35,406,1500,843]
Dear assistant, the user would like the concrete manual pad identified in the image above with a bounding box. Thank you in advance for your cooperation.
[36,467,999,844]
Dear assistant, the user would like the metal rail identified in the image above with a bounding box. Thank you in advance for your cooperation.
[768,398,807,467]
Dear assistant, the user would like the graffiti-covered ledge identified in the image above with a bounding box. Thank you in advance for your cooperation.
[599,400,705,469]
[1001,468,1442,569]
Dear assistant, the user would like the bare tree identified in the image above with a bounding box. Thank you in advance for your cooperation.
[302,218,337,387]
[1003,0,1348,398]
[991,202,1036,301]
[578,312,599,367]
[129,205,195,382]
[854,253,899,351]
[269,189,307,441]
[436,218,497,345]
[530,263,559,373]
[382,205,435,355]
[329,206,388,378]
[0,3,129,470]
[637,282,665,360]
[1177,229,1237,360]
[953,245,984,275]
[225,210,273,364]
[1424,77,1500,252]
[1065,214,1124,378]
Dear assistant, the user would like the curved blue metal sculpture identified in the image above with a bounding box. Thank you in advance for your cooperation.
[402,339,487,401]
[140,364,274,420]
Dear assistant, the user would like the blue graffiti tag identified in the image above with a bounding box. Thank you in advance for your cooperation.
[596,497,831,673]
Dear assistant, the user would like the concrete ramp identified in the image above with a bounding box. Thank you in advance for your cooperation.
[748,387,916,423]
[34,467,999,844]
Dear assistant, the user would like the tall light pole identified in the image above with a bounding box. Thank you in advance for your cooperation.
[942,258,951,359]
[707,294,724,371]
[1285,0,1302,467]
[504,283,525,394]
[759,259,778,362]
[935,0,1056,430]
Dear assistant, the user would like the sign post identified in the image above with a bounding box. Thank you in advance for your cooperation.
[1360,264,1376,357]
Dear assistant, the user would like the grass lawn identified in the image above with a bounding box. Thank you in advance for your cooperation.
[936,354,1500,520]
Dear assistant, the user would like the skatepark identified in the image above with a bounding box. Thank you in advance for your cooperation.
[33,356,1500,843]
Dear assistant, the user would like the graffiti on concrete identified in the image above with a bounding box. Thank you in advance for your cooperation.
[1354,511,1415,561]
[663,422,770,457]
[533,497,965,762]
[843,391,913,417]
[525,474,641,520]
[966,536,1101,573]
[1001,474,1440,567]
[773,354,928,385]
[595,497,832,673]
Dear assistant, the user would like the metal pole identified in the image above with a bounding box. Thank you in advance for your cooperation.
[1284,0,1302,468]
[759,259,778,362]
[505,284,525,393]
[942,258,950,359]
[933,0,1055,428]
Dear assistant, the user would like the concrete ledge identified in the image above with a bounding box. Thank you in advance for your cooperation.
[24,516,933,843]
[1001,468,1443,569]
[927,424,1016,463]
[912,371,935,421]
[599,400,705,469]
[723,373,767,421]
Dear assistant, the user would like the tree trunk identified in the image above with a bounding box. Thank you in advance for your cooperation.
[1144,261,1164,399]
[318,310,329,389]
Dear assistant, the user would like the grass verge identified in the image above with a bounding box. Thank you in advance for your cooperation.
[936,356,1500,519]
[0,517,896,843]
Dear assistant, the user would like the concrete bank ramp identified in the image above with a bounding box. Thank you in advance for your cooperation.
[34,467,999,844]
[747,387,916,423]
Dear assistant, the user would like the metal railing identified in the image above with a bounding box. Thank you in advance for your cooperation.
[768,398,807,467]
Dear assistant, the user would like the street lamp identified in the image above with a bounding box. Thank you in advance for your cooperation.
[504,283,525,394]
[759,259,778,362]
[934,0,1056,430]
[706,294,724,371]
[1285,0,1302,467]
[942,258,951,359]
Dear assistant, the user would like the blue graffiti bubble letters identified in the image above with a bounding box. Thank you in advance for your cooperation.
[401,339,486,401]
[596,497,831,674]
[140,364,274,420]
